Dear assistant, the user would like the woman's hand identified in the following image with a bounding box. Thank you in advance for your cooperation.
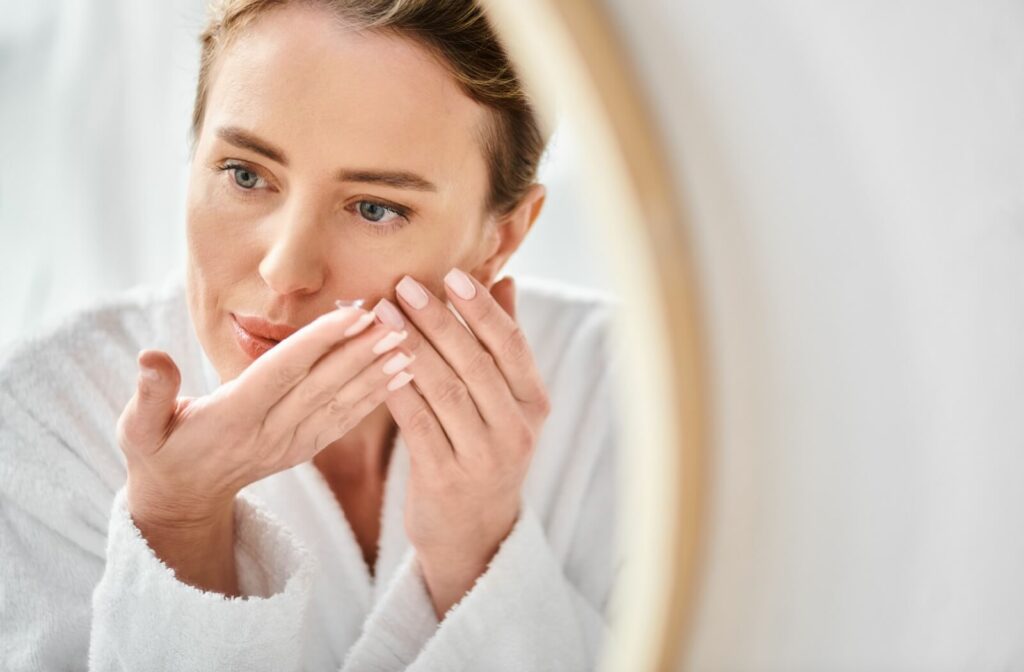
[373,269,551,618]
[116,305,414,591]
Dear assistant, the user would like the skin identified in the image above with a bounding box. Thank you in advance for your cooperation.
[124,4,549,618]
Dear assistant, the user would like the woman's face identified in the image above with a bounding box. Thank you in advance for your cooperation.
[186,5,503,383]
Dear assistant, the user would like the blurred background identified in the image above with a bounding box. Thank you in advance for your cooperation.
[6,1,1024,670]
[0,0,611,354]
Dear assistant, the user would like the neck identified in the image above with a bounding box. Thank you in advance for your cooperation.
[313,403,397,485]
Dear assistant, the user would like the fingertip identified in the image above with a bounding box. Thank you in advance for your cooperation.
[386,370,414,392]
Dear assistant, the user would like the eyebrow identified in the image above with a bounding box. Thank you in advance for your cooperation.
[215,126,438,192]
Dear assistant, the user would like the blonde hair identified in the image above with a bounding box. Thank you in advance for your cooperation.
[192,0,546,215]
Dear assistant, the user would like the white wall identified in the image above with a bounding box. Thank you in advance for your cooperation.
[605,0,1024,668]
[0,1,609,355]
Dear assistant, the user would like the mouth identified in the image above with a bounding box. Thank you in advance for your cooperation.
[231,313,282,359]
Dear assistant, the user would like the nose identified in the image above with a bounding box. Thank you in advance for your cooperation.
[258,200,328,296]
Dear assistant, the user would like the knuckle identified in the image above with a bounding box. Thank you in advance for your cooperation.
[326,395,352,419]
[424,309,453,336]
[435,376,470,406]
[407,407,436,438]
[501,327,531,364]
[464,349,497,382]
[535,390,552,418]
[505,422,535,457]
[274,362,307,390]
[299,381,332,408]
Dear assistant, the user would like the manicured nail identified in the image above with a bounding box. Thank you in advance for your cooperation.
[343,311,375,337]
[396,275,429,310]
[444,268,476,300]
[373,298,406,329]
[335,298,365,310]
[387,371,414,392]
[372,329,408,354]
[382,351,414,375]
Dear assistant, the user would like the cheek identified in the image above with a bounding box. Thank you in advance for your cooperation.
[185,177,261,274]
[368,221,481,300]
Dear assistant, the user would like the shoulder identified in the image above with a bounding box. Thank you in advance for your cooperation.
[0,270,197,492]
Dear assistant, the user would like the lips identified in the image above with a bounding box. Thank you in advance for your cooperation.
[232,313,300,342]
[230,312,304,361]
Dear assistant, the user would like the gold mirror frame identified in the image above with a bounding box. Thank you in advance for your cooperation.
[480,1,707,669]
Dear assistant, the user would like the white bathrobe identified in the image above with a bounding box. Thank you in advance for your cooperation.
[0,268,624,672]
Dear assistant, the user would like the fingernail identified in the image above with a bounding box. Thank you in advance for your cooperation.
[140,365,160,382]
[444,268,476,300]
[382,351,414,375]
[387,371,414,392]
[373,298,406,329]
[372,329,408,355]
[396,275,429,310]
[343,311,375,337]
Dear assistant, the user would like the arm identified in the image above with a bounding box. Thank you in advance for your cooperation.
[89,485,319,672]
[341,502,617,672]
[0,386,319,672]
[338,271,622,671]
[342,373,622,672]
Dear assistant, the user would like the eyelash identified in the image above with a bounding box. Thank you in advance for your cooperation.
[215,160,412,234]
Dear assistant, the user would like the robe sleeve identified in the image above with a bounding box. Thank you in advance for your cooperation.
[339,500,617,672]
[339,301,624,672]
[0,385,320,672]
[340,401,621,672]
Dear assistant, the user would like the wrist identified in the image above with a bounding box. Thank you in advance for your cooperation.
[125,477,240,596]
[126,473,236,532]
[415,506,523,619]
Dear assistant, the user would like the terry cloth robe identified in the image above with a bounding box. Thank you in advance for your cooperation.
[0,267,625,672]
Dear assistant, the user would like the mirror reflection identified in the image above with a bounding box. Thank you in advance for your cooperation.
[0,1,625,670]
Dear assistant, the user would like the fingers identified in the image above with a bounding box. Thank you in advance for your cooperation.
[231,305,374,411]
[440,270,549,416]
[118,349,183,454]
[373,292,490,455]
[261,320,412,444]
[288,343,416,466]
[384,382,456,470]
[388,275,520,429]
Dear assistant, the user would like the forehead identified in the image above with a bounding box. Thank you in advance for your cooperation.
[202,4,488,184]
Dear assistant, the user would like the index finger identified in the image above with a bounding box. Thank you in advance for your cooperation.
[232,305,373,409]
[441,269,548,410]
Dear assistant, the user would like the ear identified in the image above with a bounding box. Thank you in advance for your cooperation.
[471,183,547,287]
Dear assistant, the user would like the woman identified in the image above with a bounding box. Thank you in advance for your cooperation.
[0,1,621,670]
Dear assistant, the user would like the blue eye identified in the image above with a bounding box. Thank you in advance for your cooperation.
[232,167,263,189]
[218,161,267,191]
[357,200,402,223]
[233,168,260,189]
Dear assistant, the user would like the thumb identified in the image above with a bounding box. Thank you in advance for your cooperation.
[121,349,182,450]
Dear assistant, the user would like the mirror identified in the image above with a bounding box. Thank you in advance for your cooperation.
[0,1,699,670]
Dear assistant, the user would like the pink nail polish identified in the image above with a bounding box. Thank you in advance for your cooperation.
[387,371,414,391]
[343,311,375,337]
[396,276,429,310]
[372,329,408,355]
[382,351,414,375]
[373,298,406,329]
[444,268,476,300]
